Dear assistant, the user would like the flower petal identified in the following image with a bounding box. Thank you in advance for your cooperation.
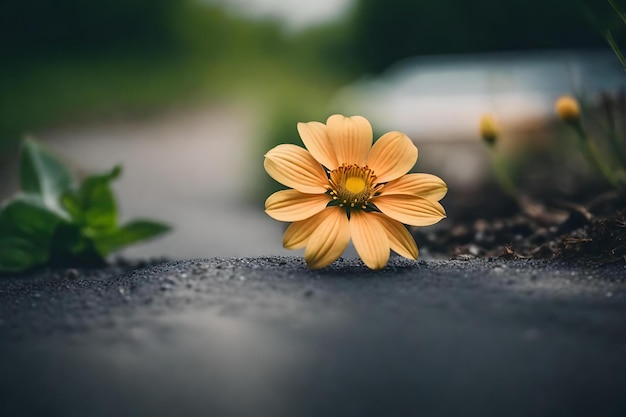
[283,209,329,249]
[371,212,418,260]
[366,131,418,183]
[349,210,390,270]
[326,114,372,166]
[264,144,329,194]
[265,190,330,222]
[297,121,338,170]
[378,173,448,201]
[304,206,350,269]
[372,194,446,226]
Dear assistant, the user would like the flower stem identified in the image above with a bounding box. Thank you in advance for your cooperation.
[605,30,626,72]
[600,93,626,170]
[488,148,516,198]
[571,122,621,189]
[609,0,626,26]
[606,117,626,171]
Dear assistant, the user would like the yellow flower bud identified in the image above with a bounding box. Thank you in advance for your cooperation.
[479,114,498,146]
[555,95,581,123]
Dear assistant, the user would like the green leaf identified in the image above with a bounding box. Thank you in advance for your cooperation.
[0,236,38,273]
[50,222,87,257]
[20,138,73,212]
[93,219,170,256]
[49,222,104,267]
[79,166,121,230]
[60,191,83,223]
[0,194,65,270]
[0,194,65,242]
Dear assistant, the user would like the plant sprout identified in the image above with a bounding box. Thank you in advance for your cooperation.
[0,138,170,274]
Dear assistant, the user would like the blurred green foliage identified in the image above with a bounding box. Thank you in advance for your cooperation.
[0,0,355,148]
[1,0,622,150]
[349,0,625,73]
[0,0,179,59]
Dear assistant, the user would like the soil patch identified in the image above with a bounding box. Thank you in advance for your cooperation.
[414,188,626,264]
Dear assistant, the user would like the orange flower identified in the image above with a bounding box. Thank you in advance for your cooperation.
[479,114,499,146]
[555,95,581,123]
[264,114,447,270]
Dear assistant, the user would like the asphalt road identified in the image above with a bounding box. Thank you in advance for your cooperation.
[1,257,625,417]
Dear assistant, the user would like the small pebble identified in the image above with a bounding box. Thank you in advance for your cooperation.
[454,254,475,261]
[66,269,79,280]
[162,277,177,286]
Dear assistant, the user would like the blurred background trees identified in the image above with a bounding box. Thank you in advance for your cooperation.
[350,0,621,73]
[0,0,180,60]
[1,0,624,148]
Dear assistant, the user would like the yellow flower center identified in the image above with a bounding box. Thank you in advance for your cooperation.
[345,176,366,194]
[328,164,379,210]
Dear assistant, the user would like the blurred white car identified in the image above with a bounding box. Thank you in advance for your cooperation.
[333,50,626,142]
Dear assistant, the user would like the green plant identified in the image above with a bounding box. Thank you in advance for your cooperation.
[607,0,626,70]
[556,95,626,190]
[478,114,517,198]
[0,138,170,273]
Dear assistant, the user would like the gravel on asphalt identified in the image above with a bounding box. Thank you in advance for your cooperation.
[1,256,625,417]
